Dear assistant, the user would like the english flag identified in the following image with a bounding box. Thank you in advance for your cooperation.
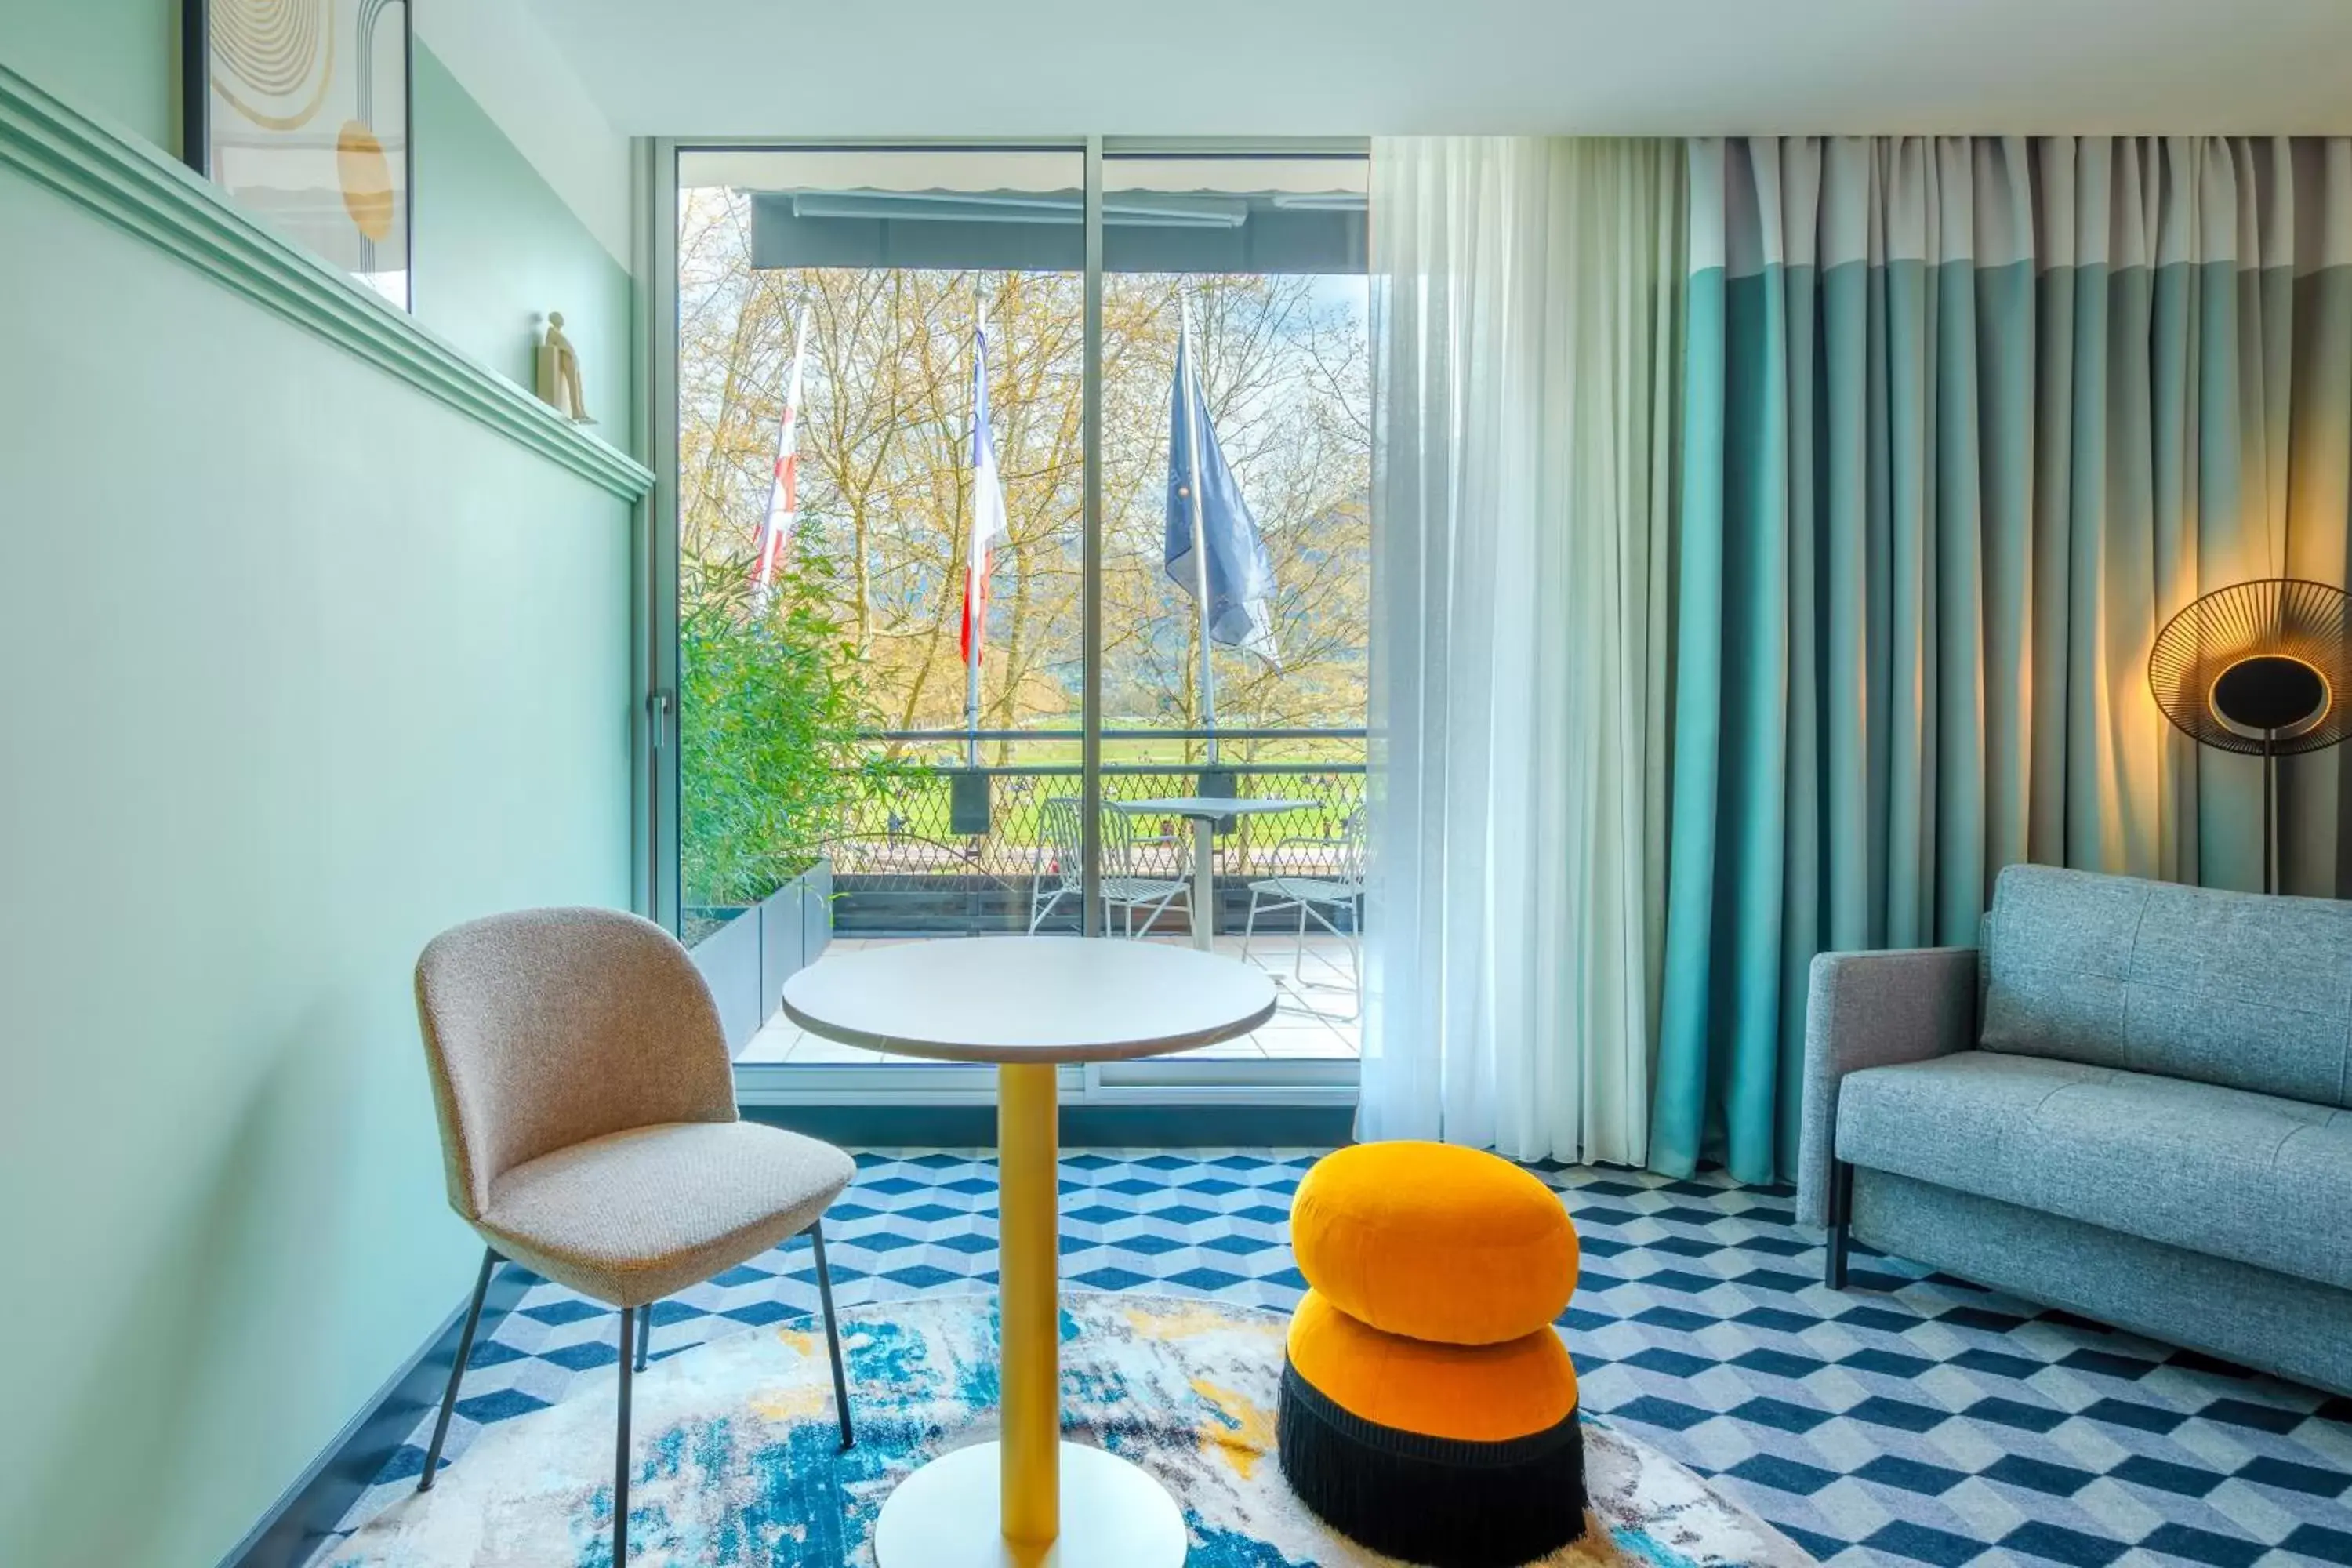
[959,318,1010,667]
[753,304,811,607]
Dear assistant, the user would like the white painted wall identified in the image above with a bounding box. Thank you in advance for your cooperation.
[518,0,2352,139]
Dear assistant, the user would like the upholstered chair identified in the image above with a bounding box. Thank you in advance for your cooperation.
[412,906,857,1564]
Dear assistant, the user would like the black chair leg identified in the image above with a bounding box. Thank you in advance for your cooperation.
[615,1305,635,1564]
[635,1300,652,1373]
[419,1247,498,1494]
[1824,1160,1855,1290]
[812,1219,854,1450]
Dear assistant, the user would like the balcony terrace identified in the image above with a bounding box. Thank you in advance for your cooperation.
[709,727,1366,1065]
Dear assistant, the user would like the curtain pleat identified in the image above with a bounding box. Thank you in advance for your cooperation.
[1364,138,1685,1166]
[1651,135,2352,1185]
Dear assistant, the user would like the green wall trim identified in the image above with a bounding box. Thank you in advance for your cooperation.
[0,57,652,503]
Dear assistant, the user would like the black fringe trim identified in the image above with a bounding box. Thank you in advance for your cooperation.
[1277,1359,1588,1568]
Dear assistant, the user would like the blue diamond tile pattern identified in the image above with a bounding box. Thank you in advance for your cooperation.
[322,1153,2352,1566]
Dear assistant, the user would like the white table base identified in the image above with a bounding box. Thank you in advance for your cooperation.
[871,1439,1189,1567]
[1189,816,1216,951]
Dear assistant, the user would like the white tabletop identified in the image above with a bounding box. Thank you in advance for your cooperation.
[780,936,1277,1063]
[1112,796,1314,818]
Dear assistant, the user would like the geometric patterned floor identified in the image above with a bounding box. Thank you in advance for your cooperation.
[332,1152,2352,1566]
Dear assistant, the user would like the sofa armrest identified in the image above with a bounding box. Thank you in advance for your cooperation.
[1794,946,1978,1226]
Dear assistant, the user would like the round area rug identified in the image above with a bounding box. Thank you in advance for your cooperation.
[328,1294,1807,1567]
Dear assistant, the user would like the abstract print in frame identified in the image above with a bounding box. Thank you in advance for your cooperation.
[183,0,413,310]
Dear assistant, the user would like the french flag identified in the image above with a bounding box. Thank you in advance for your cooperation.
[960,318,1010,667]
[753,304,811,606]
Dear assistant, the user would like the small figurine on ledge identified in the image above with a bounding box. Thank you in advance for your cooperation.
[535,311,595,425]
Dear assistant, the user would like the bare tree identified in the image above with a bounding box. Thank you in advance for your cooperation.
[676,187,1370,769]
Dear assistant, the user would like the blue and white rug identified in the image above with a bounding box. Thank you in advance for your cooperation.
[334,1152,2352,1566]
[326,1293,1802,1566]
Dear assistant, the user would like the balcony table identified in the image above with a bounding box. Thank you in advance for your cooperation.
[780,935,1276,1567]
[1110,795,1314,950]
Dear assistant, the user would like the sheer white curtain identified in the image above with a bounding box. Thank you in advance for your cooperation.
[1361,137,1683,1165]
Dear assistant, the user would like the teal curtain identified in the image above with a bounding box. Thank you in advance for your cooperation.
[1651,137,2352,1184]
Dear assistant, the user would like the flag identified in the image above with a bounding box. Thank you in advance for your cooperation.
[1166,315,1277,662]
[960,318,1010,668]
[753,304,811,606]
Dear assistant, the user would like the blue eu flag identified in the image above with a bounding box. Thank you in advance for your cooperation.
[1166,319,1278,662]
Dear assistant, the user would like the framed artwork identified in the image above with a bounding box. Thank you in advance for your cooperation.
[182,0,413,311]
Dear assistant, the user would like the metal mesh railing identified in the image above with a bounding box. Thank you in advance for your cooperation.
[821,728,1365,935]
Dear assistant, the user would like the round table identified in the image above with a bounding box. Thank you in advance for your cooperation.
[781,937,1278,1566]
[1110,797,1314,951]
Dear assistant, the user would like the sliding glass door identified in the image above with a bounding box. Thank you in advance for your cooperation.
[651,139,1367,1100]
[1096,152,1370,1074]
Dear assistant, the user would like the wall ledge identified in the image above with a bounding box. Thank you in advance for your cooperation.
[0,60,653,503]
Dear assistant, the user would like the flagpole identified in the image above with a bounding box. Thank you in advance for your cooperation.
[754,303,812,615]
[1180,292,1217,766]
[967,299,986,770]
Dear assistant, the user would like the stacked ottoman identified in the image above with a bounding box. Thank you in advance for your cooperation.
[1279,1142,1586,1568]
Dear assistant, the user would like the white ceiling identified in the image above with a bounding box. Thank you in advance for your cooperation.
[524,0,2352,139]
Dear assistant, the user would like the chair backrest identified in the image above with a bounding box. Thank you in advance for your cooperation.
[1102,802,1163,877]
[1036,797,1084,892]
[1039,796,1169,880]
[1335,808,1369,887]
[414,907,739,1221]
[1981,864,2352,1107]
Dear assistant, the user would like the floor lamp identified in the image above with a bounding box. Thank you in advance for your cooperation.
[2148,579,2351,895]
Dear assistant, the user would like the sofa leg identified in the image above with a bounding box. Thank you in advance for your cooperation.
[1824,1160,1855,1290]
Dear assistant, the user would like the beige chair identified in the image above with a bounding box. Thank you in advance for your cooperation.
[412,906,856,1564]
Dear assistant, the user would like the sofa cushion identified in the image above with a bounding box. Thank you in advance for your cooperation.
[1981,864,2352,1107]
[1837,1050,2352,1291]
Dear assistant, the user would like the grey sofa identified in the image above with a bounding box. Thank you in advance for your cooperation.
[1796,863,2352,1396]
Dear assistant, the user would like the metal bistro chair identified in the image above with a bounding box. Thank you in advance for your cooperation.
[1243,808,1367,1019]
[412,907,857,1564]
[1027,795,1189,937]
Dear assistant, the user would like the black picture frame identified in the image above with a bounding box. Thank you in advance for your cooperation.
[180,0,416,313]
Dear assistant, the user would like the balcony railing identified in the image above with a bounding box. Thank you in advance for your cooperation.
[824,726,1365,936]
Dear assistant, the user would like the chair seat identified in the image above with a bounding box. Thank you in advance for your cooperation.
[1250,877,1362,906]
[1838,1051,2352,1291]
[1103,877,1185,902]
[480,1120,855,1307]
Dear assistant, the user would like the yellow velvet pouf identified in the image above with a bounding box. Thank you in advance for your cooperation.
[1279,1143,1588,1568]
[1292,1140,1581,1345]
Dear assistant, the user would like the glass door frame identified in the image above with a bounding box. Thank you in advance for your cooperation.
[641,133,1366,1110]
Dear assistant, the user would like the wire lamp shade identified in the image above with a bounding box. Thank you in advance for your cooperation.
[2147,578,2351,757]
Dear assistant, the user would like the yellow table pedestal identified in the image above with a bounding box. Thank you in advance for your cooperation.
[869,1064,1189,1566]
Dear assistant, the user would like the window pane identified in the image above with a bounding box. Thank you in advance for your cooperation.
[1098,153,1369,1058]
[672,146,1367,1069]
[677,147,1087,1065]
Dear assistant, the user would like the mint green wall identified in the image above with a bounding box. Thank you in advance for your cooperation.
[0,152,635,1565]
[0,23,644,1568]
[0,0,178,148]
[413,42,633,446]
[0,12,635,452]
